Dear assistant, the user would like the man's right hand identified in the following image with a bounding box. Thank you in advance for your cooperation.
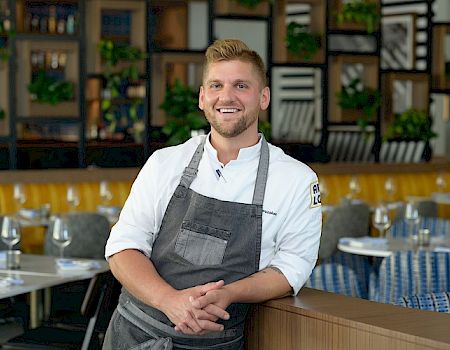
[160,280,230,335]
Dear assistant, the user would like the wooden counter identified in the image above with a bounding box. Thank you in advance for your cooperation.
[246,288,450,350]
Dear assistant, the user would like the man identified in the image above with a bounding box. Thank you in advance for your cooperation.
[103,39,321,349]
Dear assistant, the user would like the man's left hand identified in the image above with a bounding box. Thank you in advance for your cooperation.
[174,287,233,335]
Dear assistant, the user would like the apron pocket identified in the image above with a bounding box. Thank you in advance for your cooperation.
[175,223,229,265]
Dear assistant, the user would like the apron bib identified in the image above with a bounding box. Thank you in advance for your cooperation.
[104,136,269,350]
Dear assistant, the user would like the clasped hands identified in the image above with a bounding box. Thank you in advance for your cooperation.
[162,280,231,335]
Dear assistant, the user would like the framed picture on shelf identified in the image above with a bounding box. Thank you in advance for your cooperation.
[381,13,416,70]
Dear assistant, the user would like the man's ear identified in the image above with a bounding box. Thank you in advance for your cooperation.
[199,86,204,110]
[260,87,270,111]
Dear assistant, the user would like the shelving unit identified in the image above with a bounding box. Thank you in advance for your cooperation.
[0,0,441,169]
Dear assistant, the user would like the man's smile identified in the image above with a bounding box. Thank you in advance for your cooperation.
[216,108,242,113]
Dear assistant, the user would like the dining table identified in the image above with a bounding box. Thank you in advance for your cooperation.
[338,235,450,257]
[0,253,109,328]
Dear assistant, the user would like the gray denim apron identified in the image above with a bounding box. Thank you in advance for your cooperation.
[103,136,269,350]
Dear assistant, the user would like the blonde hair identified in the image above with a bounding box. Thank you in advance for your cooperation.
[203,39,267,86]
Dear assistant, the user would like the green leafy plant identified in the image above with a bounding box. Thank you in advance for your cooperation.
[384,109,437,142]
[285,22,321,60]
[0,108,5,120]
[97,40,147,135]
[233,0,264,8]
[336,78,381,131]
[258,119,271,141]
[336,0,380,33]
[0,47,10,62]
[27,71,74,105]
[445,61,450,77]
[159,80,208,146]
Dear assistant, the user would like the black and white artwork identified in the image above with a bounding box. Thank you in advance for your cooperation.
[381,14,416,70]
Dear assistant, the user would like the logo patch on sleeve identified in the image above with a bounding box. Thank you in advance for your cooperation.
[310,181,321,208]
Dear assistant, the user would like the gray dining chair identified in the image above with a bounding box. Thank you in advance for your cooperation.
[44,212,110,259]
[319,200,370,260]
[3,271,121,350]
[43,212,111,320]
[394,200,438,220]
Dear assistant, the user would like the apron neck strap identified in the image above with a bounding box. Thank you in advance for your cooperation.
[180,138,206,189]
[252,136,269,206]
[180,135,270,207]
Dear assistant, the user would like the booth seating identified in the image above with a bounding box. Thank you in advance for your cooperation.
[0,168,137,253]
[311,162,450,219]
[0,163,448,252]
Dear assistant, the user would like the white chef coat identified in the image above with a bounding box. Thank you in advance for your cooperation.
[105,134,322,294]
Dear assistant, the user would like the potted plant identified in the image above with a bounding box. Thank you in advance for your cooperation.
[0,47,9,63]
[384,109,436,142]
[382,109,437,162]
[336,78,381,131]
[336,0,380,33]
[159,80,208,146]
[233,0,264,8]
[285,22,321,61]
[97,40,147,139]
[27,71,74,105]
[0,108,5,121]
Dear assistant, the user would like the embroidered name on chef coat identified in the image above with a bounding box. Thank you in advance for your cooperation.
[310,181,321,208]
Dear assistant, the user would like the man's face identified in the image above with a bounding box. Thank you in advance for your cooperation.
[199,60,270,139]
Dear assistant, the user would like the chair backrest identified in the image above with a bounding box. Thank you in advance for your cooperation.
[80,270,121,350]
[396,292,450,313]
[394,201,438,221]
[306,262,364,298]
[389,217,449,238]
[44,212,110,259]
[307,252,373,299]
[372,251,450,304]
[319,202,370,259]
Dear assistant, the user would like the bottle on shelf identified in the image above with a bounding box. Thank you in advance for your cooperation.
[66,14,75,35]
[48,5,56,34]
[57,18,65,34]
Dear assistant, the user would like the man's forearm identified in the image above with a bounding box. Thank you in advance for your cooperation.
[108,249,175,310]
[224,267,292,304]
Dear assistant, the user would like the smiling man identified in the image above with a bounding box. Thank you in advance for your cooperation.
[103,39,322,350]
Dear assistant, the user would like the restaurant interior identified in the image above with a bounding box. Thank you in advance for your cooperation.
[0,0,449,349]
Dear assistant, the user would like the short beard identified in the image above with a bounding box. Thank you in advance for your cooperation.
[205,110,257,138]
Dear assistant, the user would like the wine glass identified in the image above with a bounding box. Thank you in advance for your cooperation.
[372,204,391,238]
[13,183,26,211]
[99,181,113,205]
[50,216,72,259]
[436,173,447,192]
[348,176,361,199]
[404,201,420,237]
[384,177,396,202]
[1,216,21,252]
[66,184,80,212]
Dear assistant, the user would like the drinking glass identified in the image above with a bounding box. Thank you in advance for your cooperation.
[99,181,113,205]
[372,204,391,238]
[1,216,21,252]
[384,177,396,202]
[50,216,72,259]
[348,176,361,199]
[13,183,26,210]
[436,173,447,192]
[404,201,420,237]
[66,184,80,212]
